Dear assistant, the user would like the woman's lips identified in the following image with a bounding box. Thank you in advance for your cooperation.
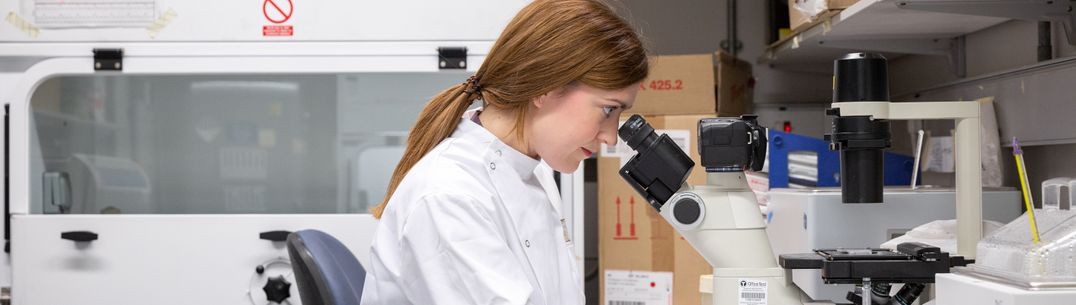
[582,148,593,157]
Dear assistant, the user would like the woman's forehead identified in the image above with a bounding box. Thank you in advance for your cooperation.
[566,83,637,100]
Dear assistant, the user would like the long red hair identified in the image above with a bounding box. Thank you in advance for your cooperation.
[372,0,648,218]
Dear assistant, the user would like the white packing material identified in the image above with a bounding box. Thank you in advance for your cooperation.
[880,219,1005,253]
[792,0,831,17]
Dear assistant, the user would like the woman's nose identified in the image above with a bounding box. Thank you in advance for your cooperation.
[597,121,619,146]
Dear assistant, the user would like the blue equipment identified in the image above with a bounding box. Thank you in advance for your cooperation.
[287,230,366,305]
[767,130,916,189]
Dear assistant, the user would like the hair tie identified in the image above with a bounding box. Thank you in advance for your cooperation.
[463,75,482,95]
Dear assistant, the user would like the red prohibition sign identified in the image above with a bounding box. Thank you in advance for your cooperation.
[263,0,293,24]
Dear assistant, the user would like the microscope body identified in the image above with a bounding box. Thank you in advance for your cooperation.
[663,174,772,269]
[618,115,818,305]
[662,172,810,305]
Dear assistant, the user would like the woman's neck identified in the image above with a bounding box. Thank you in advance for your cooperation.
[477,106,538,159]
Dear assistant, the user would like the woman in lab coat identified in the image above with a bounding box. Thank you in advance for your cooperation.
[360,0,647,304]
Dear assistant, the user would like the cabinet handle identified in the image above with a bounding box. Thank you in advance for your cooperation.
[60,231,98,242]
[259,230,292,242]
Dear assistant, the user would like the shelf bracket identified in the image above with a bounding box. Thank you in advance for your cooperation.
[816,37,953,55]
[897,0,1076,45]
[949,35,967,78]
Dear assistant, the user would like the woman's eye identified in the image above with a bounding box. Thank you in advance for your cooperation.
[602,106,618,116]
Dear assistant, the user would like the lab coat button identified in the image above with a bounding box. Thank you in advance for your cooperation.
[490,162,496,170]
[525,240,531,247]
[495,150,502,156]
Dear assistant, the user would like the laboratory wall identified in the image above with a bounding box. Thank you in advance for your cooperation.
[889,19,1076,203]
[614,0,832,104]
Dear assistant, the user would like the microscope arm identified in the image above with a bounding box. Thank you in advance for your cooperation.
[831,101,982,258]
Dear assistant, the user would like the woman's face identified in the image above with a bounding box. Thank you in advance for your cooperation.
[528,83,639,173]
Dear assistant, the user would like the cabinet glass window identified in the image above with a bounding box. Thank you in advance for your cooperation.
[29,73,467,214]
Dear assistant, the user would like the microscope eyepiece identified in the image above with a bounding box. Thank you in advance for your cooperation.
[619,114,656,151]
[617,115,694,211]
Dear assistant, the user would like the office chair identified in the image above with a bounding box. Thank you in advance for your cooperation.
[287,230,366,305]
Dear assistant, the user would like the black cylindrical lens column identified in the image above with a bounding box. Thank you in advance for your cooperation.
[828,52,892,203]
[829,116,890,203]
[834,52,889,103]
[842,148,884,202]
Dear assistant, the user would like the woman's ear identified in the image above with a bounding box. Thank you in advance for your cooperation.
[532,93,549,109]
[534,86,570,109]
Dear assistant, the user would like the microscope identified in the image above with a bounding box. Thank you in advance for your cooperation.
[619,113,808,305]
[616,53,978,305]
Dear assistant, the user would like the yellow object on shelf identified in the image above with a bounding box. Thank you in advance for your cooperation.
[1012,137,1041,244]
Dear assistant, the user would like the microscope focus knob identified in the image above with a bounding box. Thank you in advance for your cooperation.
[672,197,702,225]
[262,275,292,304]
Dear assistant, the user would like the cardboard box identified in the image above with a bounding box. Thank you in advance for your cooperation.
[788,0,859,31]
[673,230,713,305]
[627,52,753,116]
[599,114,715,305]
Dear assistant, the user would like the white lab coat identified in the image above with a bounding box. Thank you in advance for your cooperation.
[360,110,585,305]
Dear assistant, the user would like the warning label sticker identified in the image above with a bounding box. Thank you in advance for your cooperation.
[604,270,673,305]
[737,278,768,305]
[263,25,293,36]
[262,0,294,36]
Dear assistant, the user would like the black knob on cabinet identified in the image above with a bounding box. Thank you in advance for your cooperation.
[262,275,291,303]
[259,230,292,242]
[60,231,98,242]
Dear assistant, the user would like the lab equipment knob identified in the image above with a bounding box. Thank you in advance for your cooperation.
[672,197,702,226]
[262,275,291,304]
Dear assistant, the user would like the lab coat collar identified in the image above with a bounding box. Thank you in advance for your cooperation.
[457,109,540,181]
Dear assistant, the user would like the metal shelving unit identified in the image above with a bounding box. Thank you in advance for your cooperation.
[762,0,1009,73]
[761,0,1076,146]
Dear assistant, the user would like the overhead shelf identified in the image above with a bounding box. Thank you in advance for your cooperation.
[761,0,1009,73]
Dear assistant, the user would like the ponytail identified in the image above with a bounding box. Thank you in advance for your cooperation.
[370,81,481,218]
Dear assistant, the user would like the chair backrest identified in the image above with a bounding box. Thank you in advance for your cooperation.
[287,230,366,305]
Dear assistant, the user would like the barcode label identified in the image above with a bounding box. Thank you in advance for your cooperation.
[604,270,672,305]
[737,278,767,305]
[741,292,766,299]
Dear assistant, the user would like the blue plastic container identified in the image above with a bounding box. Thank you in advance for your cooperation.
[767,130,916,189]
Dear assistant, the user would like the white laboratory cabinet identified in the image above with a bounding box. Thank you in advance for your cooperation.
[0,1,588,304]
